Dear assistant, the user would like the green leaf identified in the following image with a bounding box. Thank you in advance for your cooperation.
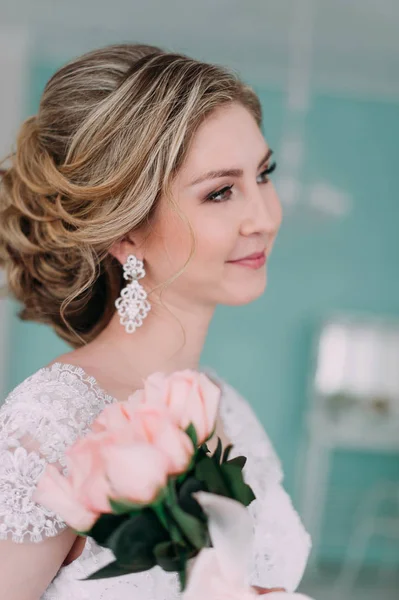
[82,559,141,580]
[212,437,223,464]
[226,455,247,470]
[84,512,130,547]
[185,423,198,449]
[200,442,211,454]
[178,568,187,593]
[109,498,144,515]
[192,445,210,465]
[107,509,169,567]
[166,479,207,548]
[166,516,185,546]
[154,540,189,572]
[195,456,230,497]
[222,444,233,463]
[177,476,207,521]
[220,463,256,506]
[167,503,208,550]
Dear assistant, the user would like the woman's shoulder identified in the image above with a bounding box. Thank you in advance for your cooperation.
[0,361,115,473]
[0,362,115,544]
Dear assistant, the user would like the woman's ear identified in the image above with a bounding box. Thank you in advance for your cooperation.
[109,232,142,266]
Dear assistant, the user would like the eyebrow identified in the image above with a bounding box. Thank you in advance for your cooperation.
[188,148,273,187]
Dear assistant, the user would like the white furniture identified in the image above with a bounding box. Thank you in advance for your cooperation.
[298,313,399,569]
[333,480,399,591]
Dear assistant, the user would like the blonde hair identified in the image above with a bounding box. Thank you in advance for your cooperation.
[0,43,262,347]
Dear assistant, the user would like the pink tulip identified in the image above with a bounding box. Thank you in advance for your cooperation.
[34,428,171,529]
[33,463,99,532]
[65,434,118,513]
[91,401,137,434]
[131,370,221,445]
[128,404,194,474]
[100,440,169,504]
[92,394,194,475]
[33,432,117,531]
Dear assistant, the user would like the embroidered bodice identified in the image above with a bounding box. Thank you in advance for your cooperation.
[0,362,311,599]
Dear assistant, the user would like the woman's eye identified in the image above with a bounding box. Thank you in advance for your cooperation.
[257,161,277,184]
[205,185,234,203]
[204,160,277,203]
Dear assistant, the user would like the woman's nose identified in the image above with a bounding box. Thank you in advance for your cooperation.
[240,183,282,237]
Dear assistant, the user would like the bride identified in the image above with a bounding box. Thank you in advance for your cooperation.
[0,43,311,599]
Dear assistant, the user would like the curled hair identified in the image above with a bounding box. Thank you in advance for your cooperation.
[0,43,262,347]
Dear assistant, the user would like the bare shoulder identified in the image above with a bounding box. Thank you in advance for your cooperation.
[46,347,93,370]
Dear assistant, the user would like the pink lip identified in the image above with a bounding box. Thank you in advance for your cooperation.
[227,251,266,269]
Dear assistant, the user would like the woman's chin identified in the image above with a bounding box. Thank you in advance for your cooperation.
[222,274,267,306]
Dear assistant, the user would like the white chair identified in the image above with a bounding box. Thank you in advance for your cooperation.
[333,481,399,591]
[297,313,399,576]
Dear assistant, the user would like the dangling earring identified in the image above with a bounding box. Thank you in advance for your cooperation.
[115,254,151,333]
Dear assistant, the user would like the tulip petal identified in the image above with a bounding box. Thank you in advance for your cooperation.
[198,374,221,438]
[91,403,129,433]
[101,443,168,504]
[155,424,193,474]
[33,465,98,531]
[144,372,168,404]
[66,435,114,513]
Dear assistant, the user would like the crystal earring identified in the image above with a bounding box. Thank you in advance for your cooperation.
[115,254,151,333]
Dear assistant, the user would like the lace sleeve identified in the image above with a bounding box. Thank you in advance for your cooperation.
[0,401,67,543]
[0,367,111,545]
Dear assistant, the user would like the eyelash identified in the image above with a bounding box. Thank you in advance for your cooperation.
[205,161,277,203]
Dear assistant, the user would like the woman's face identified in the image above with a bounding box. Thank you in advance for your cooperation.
[140,102,282,310]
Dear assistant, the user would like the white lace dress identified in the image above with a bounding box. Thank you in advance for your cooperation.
[0,362,311,599]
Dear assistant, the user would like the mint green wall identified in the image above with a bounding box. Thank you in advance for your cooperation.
[5,60,399,563]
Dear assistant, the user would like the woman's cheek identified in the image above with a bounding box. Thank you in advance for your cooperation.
[198,221,237,263]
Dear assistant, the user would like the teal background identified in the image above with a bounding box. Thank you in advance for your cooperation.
[4,59,399,565]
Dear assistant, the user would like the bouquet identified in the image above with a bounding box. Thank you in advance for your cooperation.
[34,370,312,599]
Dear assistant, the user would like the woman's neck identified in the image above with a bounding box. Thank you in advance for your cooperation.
[65,299,215,391]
